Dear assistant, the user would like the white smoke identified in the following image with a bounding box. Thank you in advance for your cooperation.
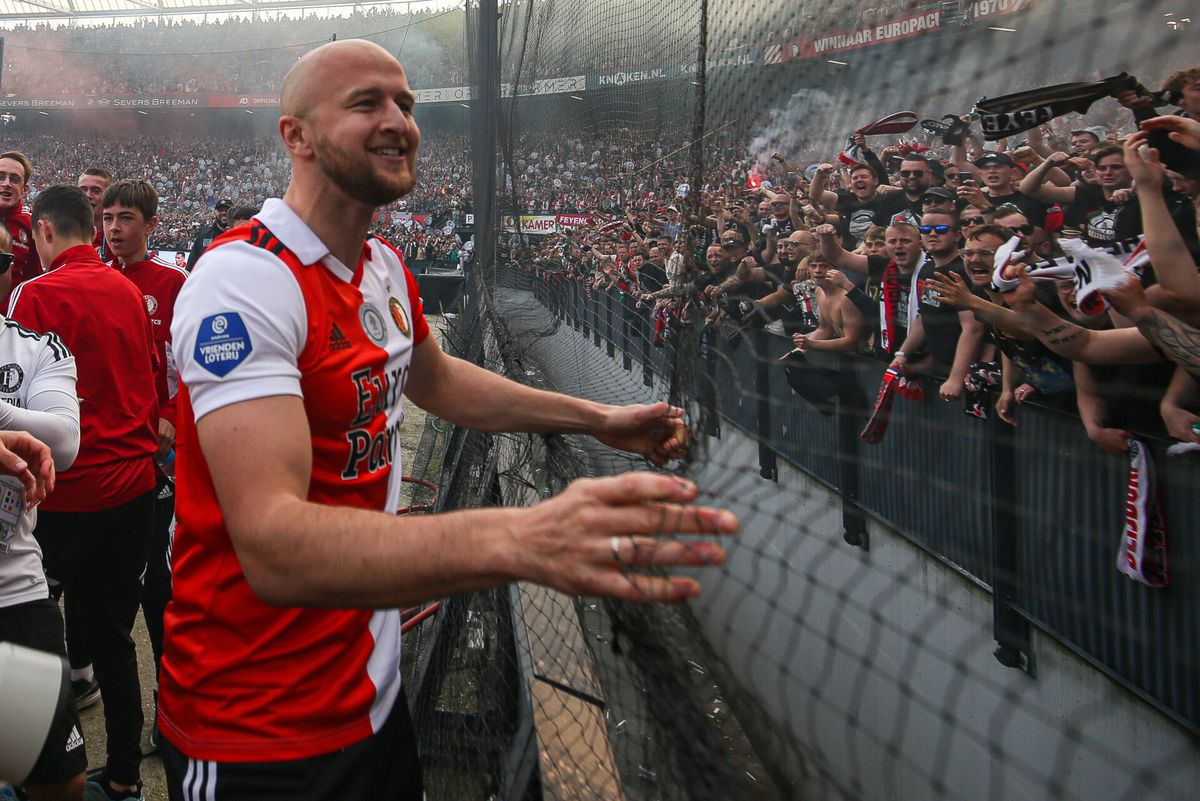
[746,88,843,178]
[395,29,445,87]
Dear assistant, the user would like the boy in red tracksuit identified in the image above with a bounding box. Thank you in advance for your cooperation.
[8,185,159,801]
[103,179,187,753]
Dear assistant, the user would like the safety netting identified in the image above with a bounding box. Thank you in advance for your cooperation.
[400,0,1200,799]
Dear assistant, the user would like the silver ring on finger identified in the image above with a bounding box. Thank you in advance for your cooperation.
[610,536,621,563]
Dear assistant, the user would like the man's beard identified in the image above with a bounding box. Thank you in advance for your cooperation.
[314,134,415,207]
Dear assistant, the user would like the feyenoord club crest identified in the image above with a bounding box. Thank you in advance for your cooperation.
[144,294,159,315]
[0,363,23,394]
[359,302,388,346]
[388,296,411,338]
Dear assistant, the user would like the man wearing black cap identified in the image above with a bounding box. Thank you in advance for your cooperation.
[921,186,959,216]
[184,198,232,271]
[971,151,1047,224]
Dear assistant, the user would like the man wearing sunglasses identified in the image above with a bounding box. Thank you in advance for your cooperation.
[921,186,958,216]
[744,231,820,327]
[993,204,1054,259]
[876,155,934,229]
[766,193,796,237]
[815,221,924,360]
[893,211,985,402]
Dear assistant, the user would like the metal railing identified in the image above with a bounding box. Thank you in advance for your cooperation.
[520,266,1200,738]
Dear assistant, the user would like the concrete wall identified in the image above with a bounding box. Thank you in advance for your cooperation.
[688,432,1200,801]
[496,286,1200,801]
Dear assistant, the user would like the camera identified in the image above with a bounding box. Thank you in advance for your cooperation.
[0,642,70,785]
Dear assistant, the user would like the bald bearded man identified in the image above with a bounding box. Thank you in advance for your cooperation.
[157,40,735,801]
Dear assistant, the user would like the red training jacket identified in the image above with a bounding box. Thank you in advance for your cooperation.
[114,253,188,427]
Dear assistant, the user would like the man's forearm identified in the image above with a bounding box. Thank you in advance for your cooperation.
[0,395,80,471]
[819,236,867,275]
[894,319,926,360]
[1027,126,1051,158]
[948,318,984,381]
[862,148,888,184]
[1019,158,1055,195]
[806,331,858,352]
[1137,186,1200,308]
[809,170,838,209]
[411,349,609,435]
[964,295,1036,339]
[1012,301,1158,364]
[1128,305,1200,378]
[244,497,523,607]
[1073,361,1109,433]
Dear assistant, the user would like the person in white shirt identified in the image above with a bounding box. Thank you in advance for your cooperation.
[0,225,87,801]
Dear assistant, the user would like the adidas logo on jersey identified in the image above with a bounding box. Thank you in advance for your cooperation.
[65,725,84,752]
[329,322,352,351]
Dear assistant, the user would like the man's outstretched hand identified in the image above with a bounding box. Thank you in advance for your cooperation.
[519,473,737,603]
[595,402,690,466]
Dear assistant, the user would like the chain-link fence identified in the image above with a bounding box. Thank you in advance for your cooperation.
[404,1,1199,799]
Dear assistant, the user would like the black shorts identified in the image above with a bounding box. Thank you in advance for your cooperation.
[0,597,88,786]
[161,689,423,801]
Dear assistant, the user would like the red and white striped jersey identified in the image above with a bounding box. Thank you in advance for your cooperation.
[160,198,429,762]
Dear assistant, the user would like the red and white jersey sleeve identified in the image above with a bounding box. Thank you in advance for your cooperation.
[171,245,307,418]
[161,198,429,763]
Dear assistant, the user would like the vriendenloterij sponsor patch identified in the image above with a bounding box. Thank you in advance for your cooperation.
[194,312,253,377]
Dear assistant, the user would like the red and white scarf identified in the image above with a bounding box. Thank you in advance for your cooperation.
[1118,438,1170,587]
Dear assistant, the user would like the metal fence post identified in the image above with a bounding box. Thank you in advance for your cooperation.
[621,293,633,372]
[605,290,616,358]
[989,415,1035,675]
[752,329,777,481]
[836,354,869,550]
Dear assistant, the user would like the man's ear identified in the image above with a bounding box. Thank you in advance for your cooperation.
[280,115,314,160]
[35,217,54,245]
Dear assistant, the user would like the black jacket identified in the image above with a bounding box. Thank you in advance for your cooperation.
[186,221,227,271]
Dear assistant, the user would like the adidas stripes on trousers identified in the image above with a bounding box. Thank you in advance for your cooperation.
[0,597,88,786]
[161,688,424,801]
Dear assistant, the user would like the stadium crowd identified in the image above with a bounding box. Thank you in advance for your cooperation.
[0,11,1193,795]
[12,131,471,255]
[1,6,466,95]
[512,65,1200,456]
[0,0,954,98]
